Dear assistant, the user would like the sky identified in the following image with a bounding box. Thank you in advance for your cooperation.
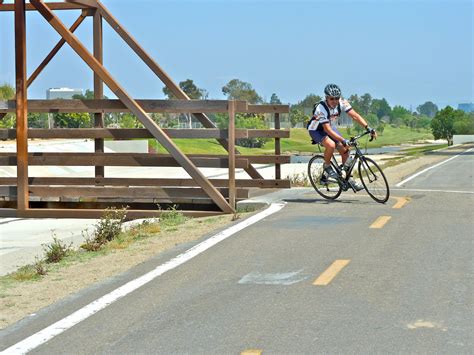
[0,0,472,111]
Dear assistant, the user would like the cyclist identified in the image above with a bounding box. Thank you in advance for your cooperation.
[307,83,377,190]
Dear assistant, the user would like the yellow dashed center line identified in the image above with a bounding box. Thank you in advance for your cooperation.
[393,196,410,209]
[313,259,350,286]
[241,350,263,355]
[370,216,392,229]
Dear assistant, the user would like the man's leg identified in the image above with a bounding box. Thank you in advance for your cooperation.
[321,137,336,165]
[336,144,349,164]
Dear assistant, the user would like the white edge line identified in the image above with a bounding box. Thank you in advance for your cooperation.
[391,188,474,194]
[395,147,473,187]
[1,202,286,355]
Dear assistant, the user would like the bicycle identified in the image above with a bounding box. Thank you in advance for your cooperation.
[307,130,390,203]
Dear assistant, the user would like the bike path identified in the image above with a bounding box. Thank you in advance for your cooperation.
[1,145,473,353]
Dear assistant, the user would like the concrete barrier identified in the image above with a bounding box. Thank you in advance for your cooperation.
[453,135,474,144]
[104,140,148,153]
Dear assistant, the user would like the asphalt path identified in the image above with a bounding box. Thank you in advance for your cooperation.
[1,147,473,354]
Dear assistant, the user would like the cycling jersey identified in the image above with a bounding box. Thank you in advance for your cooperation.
[307,99,353,132]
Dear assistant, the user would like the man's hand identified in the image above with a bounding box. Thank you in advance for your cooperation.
[366,126,377,140]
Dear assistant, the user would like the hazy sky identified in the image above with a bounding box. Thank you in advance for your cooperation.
[0,0,472,110]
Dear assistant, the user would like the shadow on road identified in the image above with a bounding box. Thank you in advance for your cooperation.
[284,198,374,205]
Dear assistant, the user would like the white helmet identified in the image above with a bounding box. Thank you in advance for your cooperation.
[324,84,341,97]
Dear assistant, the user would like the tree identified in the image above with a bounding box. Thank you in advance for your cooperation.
[359,93,372,116]
[348,94,363,114]
[292,94,322,115]
[430,106,464,145]
[417,101,438,118]
[215,113,269,148]
[289,107,309,128]
[0,83,15,100]
[0,83,15,128]
[370,98,392,119]
[54,112,92,128]
[269,93,282,104]
[163,79,208,128]
[28,112,48,128]
[163,79,207,100]
[453,112,474,134]
[222,79,262,104]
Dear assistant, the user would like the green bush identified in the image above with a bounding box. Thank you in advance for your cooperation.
[43,235,72,263]
[215,113,270,148]
[81,207,128,251]
[159,205,188,229]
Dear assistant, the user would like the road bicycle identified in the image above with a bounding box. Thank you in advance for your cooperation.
[307,130,390,203]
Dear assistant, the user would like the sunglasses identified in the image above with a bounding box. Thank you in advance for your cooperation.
[328,97,340,101]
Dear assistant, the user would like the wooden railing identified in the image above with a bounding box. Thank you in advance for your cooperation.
[0,99,290,218]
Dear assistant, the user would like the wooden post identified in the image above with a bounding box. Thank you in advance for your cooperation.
[228,100,236,211]
[93,9,104,179]
[15,0,29,211]
[274,113,281,180]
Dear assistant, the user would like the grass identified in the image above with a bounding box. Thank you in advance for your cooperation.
[148,126,435,155]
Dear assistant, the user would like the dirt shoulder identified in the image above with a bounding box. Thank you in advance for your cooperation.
[0,214,244,329]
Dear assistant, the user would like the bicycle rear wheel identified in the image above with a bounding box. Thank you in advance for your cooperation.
[308,155,342,200]
[358,157,390,203]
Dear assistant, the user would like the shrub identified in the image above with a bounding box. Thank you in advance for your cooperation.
[159,205,187,229]
[81,207,128,251]
[43,235,72,263]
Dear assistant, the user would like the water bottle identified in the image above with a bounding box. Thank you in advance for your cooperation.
[343,155,354,171]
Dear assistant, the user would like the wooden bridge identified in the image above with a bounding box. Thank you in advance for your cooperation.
[0,1,291,218]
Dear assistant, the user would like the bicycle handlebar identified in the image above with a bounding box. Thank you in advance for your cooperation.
[349,130,372,146]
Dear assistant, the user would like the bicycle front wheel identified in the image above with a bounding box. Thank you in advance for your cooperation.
[308,155,342,200]
[358,157,390,203]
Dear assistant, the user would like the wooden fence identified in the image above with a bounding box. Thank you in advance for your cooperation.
[0,99,290,218]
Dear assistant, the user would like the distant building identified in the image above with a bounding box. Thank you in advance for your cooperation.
[46,87,83,99]
[458,103,474,113]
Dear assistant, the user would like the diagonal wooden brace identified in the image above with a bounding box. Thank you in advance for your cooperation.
[30,0,234,213]
[27,10,88,88]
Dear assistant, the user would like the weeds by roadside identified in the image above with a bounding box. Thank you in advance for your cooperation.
[43,234,73,263]
[287,172,311,187]
[81,207,128,251]
[158,205,188,231]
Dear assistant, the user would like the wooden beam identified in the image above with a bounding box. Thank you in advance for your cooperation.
[65,0,98,7]
[93,8,104,179]
[228,100,236,210]
[30,0,233,213]
[0,127,289,140]
[275,113,281,179]
[27,11,88,87]
[247,104,290,114]
[0,99,247,113]
[2,186,248,199]
[0,152,250,168]
[0,177,292,189]
[15,0,29,211]
[0,208,224,219]
[95,1,263,180]
[0,3,90,11]
[0,128,250,140]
